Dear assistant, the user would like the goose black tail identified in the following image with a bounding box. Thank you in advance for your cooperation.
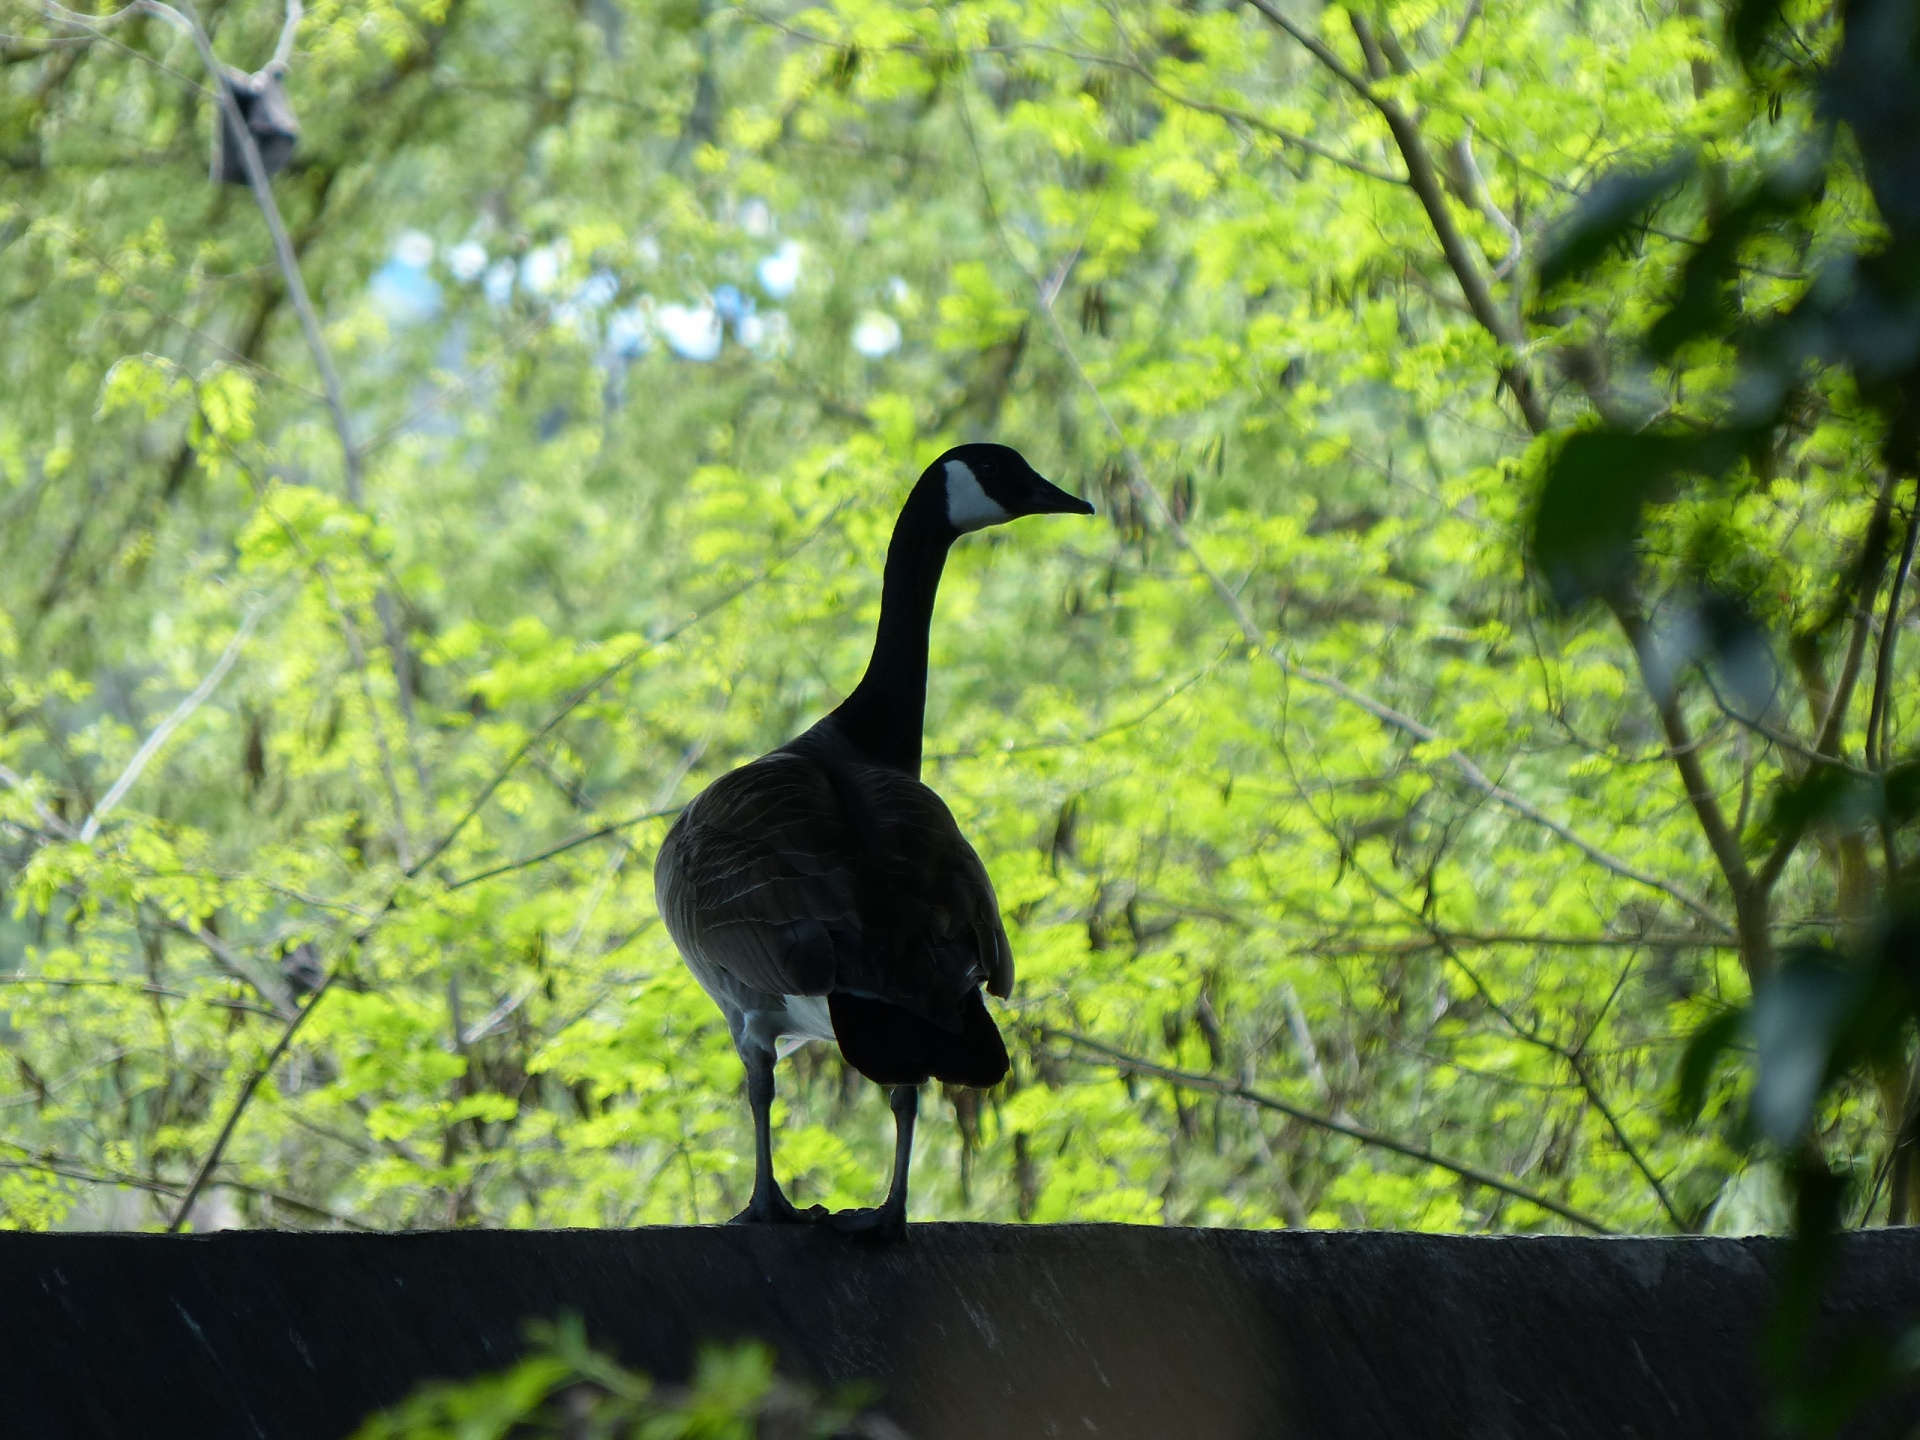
[828,988,1008,1088]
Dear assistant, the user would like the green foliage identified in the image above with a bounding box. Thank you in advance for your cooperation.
[1523,0,1920,1419]
[352,1317,885,1440]
[0,0,1905,1274]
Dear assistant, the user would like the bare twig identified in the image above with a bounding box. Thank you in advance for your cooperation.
[945,47,1726,936]
[166,920,296,1016]
[928,650,1226,763]
[1438,939,1690,1230]
[356,305,555,458]
[37,222,320,398]
[79,603,265,842]
[1111,55,1406,185]
[445,804,682,891]
[1698,669,1875,777]
[0,972,279,1018]
[1046,1027,1616,1232]
[313,562,415,868]
[1323,836,1691,1229]
[1239,0,1372,92]
[1239,0,1548,433]
[167,970,336,1232]
[1,1149,369,1229]
[0,762,76,838]
[1305,929,1737,953]
[410,504,845,879]
[1866,491,1918,772]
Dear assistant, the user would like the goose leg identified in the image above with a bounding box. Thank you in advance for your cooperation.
[882,1082,919,1223]
[828,1083,917,1242]
[730,1039,810,1225]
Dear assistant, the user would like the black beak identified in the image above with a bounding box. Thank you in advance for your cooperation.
[1027,473,1097,516]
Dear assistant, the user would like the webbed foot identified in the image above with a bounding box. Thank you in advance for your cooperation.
[729,1192,826,1225]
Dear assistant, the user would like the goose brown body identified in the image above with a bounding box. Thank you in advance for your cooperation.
[652,442,1092,1236]
[655,717,1013,1087]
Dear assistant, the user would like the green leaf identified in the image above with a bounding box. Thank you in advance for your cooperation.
[1674,1007,1747,1124]
[1885,761,1920,823]
[1536,154,1695,292]
[1751,950,1857,1146]
[1646,161,1825,362]
[1530,426,1761,606]
[1751,763,1882,851]
[1729,0,1787,69]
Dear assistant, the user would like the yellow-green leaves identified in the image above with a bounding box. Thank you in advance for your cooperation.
[98,355,192,423]
[936,262,1027,352]
[0,0,1878,1242]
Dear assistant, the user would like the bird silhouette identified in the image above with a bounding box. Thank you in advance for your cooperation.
[655,443,1094,1238]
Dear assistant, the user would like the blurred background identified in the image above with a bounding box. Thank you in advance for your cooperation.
[0,0,1898,1238]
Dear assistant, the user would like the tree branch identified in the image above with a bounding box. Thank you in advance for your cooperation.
[0,762,76,839]
[1305,929,1737,953]
[1438,940,1690,1229]
[1031,280,1731,934]
[1046,1027,1617,1233]
[2,1149,369,1229]
[1240,0,1374,94]
[166,920,296,1017]
[1814,487,1894,761]
[268,0,302,73]
[1866,488,1917,772]
[78,602,265,842]
[1242,0,1548,433]
[167,970,336,1232]
[120,0,364,501]
[1609,599,1765,974]
[445,804,681,891]
[1758,479,1897,898]
[313,561,415,869]
[959,21,1692,928]
[408,504,844,880]
[1112,54,1407,185]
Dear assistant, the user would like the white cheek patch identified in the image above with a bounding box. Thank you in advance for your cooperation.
[944,459,1012,532]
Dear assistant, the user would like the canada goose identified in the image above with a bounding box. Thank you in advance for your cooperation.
[655,443,1094,1238]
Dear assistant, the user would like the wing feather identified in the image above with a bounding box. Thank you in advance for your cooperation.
[655,742,1013,1021]
[832,763,1014,1014]
[655,753,858,999]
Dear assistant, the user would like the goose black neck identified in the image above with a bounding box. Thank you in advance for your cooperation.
[829,487,954,775]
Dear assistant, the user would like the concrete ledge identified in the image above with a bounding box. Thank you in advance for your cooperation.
[5,1225,1919,1439]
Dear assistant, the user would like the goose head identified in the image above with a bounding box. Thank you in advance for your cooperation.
[929,443,1096,536]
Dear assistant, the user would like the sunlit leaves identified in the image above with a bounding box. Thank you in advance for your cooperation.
[0,0,1887,1244]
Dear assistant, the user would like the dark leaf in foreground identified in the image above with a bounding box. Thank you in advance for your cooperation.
[1750,949,1856,1146]
[1729,0,1788,70]
[1530,427,1753,607]
[1674,1007,1748,1124]
[1536,154,1695,291]
[1646,158,1824,362]
[1753,764,1882,851]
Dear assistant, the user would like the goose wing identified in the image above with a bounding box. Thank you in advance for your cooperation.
[655,747,1014,1016]
[834,761,1014,1013]
[654,751,858,1000]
